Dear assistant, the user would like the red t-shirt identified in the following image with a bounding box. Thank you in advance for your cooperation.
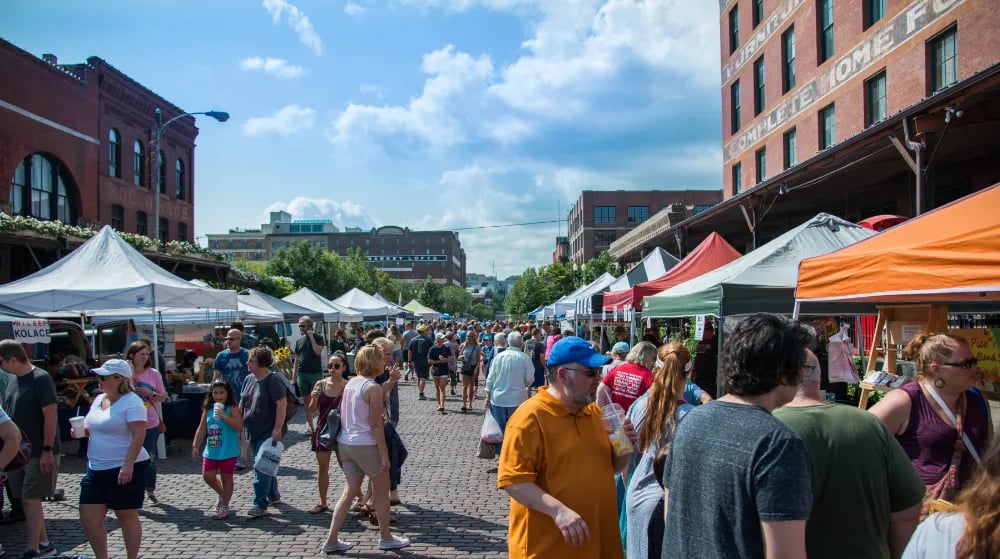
[601,362,654,412]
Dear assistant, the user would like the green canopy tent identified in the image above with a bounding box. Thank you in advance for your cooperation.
[642,213,876,318]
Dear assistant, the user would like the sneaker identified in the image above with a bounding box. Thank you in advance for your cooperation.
[320,540,353,554]
[486,466,499,474]
[378,536,411,550]
[247,506,267,518]
[37,542,58,557]
[418,393,426,400]
[268,498,282,507]
[147,493,159,506]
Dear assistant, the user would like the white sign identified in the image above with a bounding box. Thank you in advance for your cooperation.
[395,318,404,326]
[12,319,51,343]
[695,315,706,341]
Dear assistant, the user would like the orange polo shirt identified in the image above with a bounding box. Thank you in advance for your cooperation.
[497,388,622,559]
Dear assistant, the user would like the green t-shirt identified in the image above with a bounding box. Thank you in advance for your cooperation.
[774,403,925,559]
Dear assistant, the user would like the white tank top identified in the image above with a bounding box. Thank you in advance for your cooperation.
[337,376,377,446]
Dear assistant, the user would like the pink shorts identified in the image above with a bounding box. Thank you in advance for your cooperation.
[202,457,238,475]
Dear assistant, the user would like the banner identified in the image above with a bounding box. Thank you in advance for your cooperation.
[951,329,1000,396]
[10,318,51,343]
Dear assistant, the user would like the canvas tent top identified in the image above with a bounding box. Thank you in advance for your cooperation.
[604,248,680,293]
[643,214,876,318]
[239,289,323,323]
[603,233,742,312]
[569,272,619,317]
[333,288,407,319]
[0,226,237,314]
[795,182,1000,312]
[404,299,441,320]
[544,279,602,318]
[373,293,412,317]
[283,287,364,322]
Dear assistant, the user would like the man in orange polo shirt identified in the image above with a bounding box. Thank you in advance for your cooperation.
[497,336,637,559]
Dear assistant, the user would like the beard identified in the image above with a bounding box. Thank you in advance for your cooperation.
[566,371,598,407]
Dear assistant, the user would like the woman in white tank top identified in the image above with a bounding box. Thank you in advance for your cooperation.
[321,345,410,553]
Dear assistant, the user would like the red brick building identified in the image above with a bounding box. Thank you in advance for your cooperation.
[0,38,218,283]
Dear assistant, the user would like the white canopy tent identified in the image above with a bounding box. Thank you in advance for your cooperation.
[333,288,407,320]
[283,287,364,323]
[403,299,441,320]
[569,273,618,319]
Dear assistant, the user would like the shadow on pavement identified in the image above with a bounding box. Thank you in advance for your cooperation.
[391,502,507,556]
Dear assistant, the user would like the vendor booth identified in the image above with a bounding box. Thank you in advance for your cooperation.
[403,299,441,320]
[283,287,364,323]
[333,288,408,321]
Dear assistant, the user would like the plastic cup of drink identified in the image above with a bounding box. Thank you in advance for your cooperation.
[69,416,86,439]
[601,403,634,456]
[213,402,224,416]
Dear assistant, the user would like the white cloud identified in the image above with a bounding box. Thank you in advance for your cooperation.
[262,0,324,56]
[332,45,493,149]
[244,105,317,137]
[358,83,386,99]
[264,197,379,229]
[239,57,307,79]
[344,2,365,16]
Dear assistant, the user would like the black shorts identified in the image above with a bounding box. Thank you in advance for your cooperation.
[402,349,410,362]
[80,460,149,510]
[415,366,430,380]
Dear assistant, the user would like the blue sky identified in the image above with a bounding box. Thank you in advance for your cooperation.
[1,0,722,277]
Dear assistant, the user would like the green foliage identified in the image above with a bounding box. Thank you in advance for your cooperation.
[266,242,344,298]
[258,274,296,298]
[539,262,574,300]
[418,276,443,310]
[469,303,494,321]
[505,268,546,316]
[583,251,618,283]
[393,280,420,305]
[440,286,472,316]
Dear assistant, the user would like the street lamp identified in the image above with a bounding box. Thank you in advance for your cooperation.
[152,108,229,248]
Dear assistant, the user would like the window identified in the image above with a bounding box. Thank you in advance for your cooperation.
[730,80,741,133]
[9,153,76,224]
[626,206,649,224]
[133,140,144,186]
[177,222,187,243]
[594,206,616,223]
[594,230,616,248]
[157,150,167,194]
[755,147,767,183]
[109,129,121,178]
[731,163,743,196]
[136,211,148,236]
[818,0,834,63]
[728,6,739,54]
[865,70,887,126]
[111,204,124,230]
[864,0,884,29]
[175,159,185,200]
[158,218,169,244]
[782,27,796,92]
[783,128,797,169]
[753,57,765,115]
[929,27,958,93]
[819,104,836,149]
[753,0,764,28]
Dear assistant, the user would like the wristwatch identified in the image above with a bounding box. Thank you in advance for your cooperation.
[41,445,53,452]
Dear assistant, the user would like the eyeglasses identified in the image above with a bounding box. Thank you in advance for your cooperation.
[97,375,121,382]
[562,366,601,378]
[941,358,979,370]
[329,363,343,370]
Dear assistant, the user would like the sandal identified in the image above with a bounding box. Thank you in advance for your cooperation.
[212,506,232,520]
[310,504,330,514]
[349,501,365,513]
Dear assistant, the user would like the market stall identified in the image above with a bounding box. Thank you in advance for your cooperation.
[403,299,441,320]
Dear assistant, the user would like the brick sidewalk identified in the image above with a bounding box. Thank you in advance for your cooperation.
[0,378,510,558]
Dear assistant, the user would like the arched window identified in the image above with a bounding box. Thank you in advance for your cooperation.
[175,159,185,200]
[133,140,144,186]
[8,153,77,224]
[158,150,166,194]
[109,128,121,178]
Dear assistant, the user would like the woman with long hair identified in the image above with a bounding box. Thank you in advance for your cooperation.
[902,437,1000,558]
[387,325,403,366]
[869,333,993,516]
[125,341,166,505]
[623,342,694,559]
[598,341,659,411]
[191,380,242,520]
[321,345,409,552]
[308,353,349,514]
[459,331,482,412]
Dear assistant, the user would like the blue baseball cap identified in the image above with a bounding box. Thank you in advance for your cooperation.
[612,341,630,355]
[546,336,611,368]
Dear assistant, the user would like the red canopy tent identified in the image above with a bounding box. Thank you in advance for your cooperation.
[602,232,742,311]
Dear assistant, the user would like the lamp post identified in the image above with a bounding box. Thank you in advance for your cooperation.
[152,108,229,248]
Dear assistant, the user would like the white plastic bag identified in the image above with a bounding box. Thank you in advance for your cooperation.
[480,411,503,444]
[254,440,284,476]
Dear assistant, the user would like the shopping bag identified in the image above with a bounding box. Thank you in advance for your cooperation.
[480,411,503,444]
[254,440,284,476]
[476,440,496,459]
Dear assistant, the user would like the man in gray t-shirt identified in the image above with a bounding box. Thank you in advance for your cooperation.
[661,314,813,559]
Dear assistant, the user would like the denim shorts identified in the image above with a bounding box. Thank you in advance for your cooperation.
[79,460,149,510]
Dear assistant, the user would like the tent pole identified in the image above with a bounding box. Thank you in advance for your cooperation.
[792,301,801,320]
[153,306,167,460]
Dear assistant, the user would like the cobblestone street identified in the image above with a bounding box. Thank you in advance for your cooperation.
[0,379,510,559]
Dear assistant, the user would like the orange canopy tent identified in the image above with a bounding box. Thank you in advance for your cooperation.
[795,182,1000,311]
[602,232,742,311]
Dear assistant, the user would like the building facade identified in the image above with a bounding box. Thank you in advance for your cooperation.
[720,0,994,199]
[565,190,722,263]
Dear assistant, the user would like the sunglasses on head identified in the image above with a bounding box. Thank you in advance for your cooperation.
[941,357,978,370]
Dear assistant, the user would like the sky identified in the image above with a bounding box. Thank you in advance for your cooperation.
[1,0,722,278]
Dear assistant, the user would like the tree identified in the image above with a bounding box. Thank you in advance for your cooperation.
[266,242,345,298]
[469,303,494,321]
[440,286,471,316]
[584,251,618,283]
[417,276,443,310]
[393,279,420,306]
[539,262,574,301]
[505,268,547,316]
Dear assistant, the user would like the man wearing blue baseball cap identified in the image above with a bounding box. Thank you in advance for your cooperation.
[497,336,637,559]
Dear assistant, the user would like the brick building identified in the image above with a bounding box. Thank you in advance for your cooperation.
[0,38,228,283]
[566,190,722,263]
[611,0,1000,261]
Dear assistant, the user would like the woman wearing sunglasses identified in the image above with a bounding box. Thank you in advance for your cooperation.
[869,332,993,517]
[308,353,349,514]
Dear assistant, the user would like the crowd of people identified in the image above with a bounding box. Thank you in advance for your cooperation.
[0,314,997,558]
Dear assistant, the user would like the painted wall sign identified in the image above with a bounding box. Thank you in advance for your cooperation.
[721,0,806,84]
[723,0,966,162]
[367,255,447,262]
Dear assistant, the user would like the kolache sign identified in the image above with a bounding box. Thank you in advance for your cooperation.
[724,0,967,162]
[0,318,51,344]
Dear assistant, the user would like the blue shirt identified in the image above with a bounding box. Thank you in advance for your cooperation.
[203,405,240,460]
[213,348,250,389]
[683,380,706,405]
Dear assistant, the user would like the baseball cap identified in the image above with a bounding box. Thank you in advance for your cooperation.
[612,341,630,355]
[435,332,446,341]
[92,358,133,379]
[546,336,612,369]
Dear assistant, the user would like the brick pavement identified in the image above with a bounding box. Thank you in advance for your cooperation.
[0,379,511,558]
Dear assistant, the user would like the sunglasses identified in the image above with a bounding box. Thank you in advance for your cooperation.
[941,357,979,370]
[562,366,601,378]
[329,363,343,370]
[97,374,122,381]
